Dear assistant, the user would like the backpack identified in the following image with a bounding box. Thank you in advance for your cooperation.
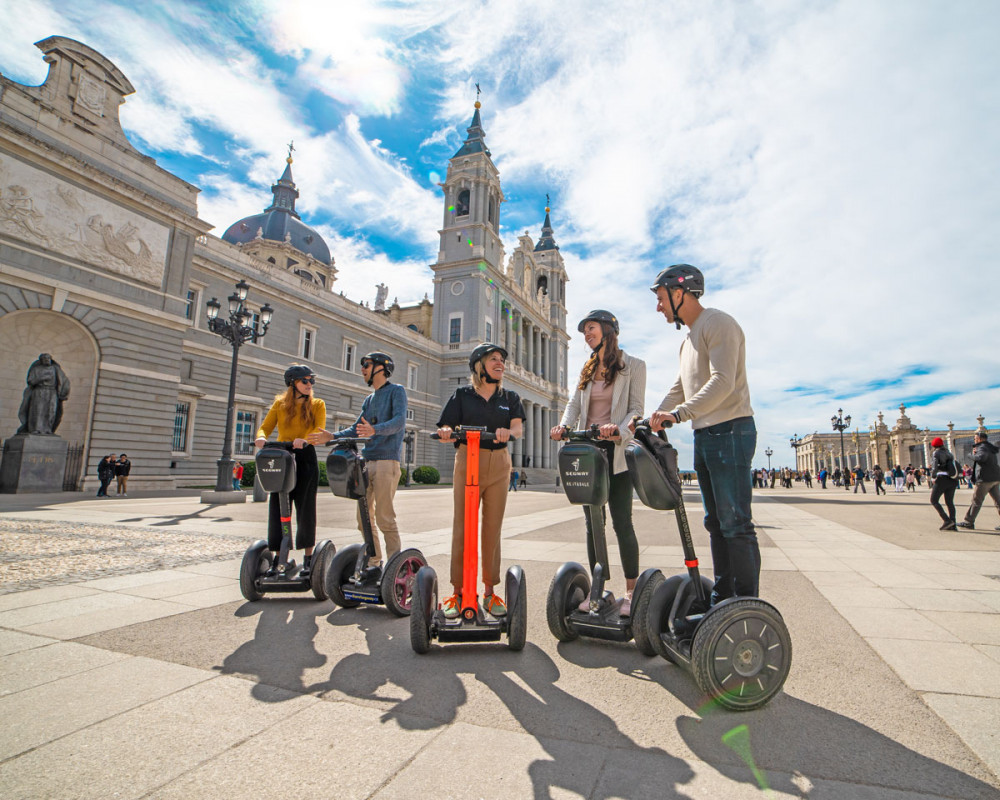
[947,456,960,480]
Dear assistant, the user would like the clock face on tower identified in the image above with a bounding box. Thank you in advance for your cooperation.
[450,280,465,296]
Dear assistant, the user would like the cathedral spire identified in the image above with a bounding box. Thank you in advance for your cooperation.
[454,94,491,158]
[264,145,300,218]
[534,195,558,251]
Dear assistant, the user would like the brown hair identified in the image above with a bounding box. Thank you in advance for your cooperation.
[577,321,625,390]
[275,385,316,431]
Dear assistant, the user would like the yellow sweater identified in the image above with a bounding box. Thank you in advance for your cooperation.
[256,398,326,442]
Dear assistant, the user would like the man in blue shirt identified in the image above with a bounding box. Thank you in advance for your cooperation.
[310,352,407,568]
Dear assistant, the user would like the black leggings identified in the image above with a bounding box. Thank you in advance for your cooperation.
[930,476,957,523]
[267,445,319,551]
[583,450,640,580]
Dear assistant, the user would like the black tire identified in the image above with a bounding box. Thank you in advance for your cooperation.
[647,575,713,662]
[240,540,270,602]
[631,570,665,656]
[410,567,436,654]
[507,570,528,652]
[380,548,427,616]
[310,540,333,601]
[545,564,589,642]
[691,598,792,711]
[325,543,364,608]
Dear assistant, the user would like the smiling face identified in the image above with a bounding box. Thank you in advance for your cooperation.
[654,286,684,323]
[582,320,603,350]
[483,350,506,380]
[296,376,314,396]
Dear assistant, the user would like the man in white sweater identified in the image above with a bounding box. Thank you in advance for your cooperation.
[648,264,760,603]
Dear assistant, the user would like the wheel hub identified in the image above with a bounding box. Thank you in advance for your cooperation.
[732,639,764,676]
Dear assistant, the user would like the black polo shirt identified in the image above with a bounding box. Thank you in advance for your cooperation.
[437,386,526,450]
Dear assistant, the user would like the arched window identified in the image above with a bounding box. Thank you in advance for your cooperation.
[537,274,548,296]
[456,189,470,217]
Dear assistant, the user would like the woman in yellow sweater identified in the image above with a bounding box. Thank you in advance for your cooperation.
[254,365,327,578]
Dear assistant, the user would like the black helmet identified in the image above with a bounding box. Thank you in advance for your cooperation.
[649,264,705,297]
[468,343,508,372]
[361,352,394,377]
[578,309,619,335]
[284,364,315,386]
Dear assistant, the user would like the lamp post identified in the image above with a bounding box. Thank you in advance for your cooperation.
[403,429,415,487]
[764,446,773,472]
[789,433,804,472]
[831,408,851,491]
[205,279,273,493]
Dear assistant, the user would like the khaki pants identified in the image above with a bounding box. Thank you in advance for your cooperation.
[358,459,401,562]
[965,480,1000,523]
[116,475,128,494]
[450,446,511,591]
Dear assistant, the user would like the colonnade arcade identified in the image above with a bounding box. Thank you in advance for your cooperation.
[510,400,560,469]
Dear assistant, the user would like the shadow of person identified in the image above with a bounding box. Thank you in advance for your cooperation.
[473,643,695,800]
[312,608,467,731]
[214,600,327,701]
[677,694,999,799]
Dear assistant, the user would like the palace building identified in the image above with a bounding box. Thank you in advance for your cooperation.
[0,36,569,491]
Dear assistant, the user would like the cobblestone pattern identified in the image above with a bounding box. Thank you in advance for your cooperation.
[0,519,247,594]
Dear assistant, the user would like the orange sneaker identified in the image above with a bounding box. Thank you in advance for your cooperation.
[483,593,507,616]
[442,594,461,619]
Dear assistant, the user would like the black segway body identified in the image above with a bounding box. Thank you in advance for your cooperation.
[240,443,333,601]
[546,427,664,654]
[627,422,792,711]
[410,428,527,653]
[323,439,425,616]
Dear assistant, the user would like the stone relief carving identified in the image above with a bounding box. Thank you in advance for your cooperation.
[75,73,107,117]
[0,155,166,284]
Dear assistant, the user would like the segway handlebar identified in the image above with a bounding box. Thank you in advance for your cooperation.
[328,436,372,446]
[431,426,503,443]
[555,424,620,441]
[635,416,672,430]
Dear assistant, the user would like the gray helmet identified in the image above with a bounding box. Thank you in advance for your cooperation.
[577,309,619,335]
[361,352,394,378]
[284,364,315,386]
[649,264,705,297]
[468,343,508,372]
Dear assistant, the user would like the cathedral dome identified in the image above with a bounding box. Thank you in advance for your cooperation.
[221,158,332,265]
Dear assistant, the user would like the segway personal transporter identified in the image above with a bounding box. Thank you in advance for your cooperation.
[409,427,527,653]
[546,425,665,654]
[627,419,792,710]
[240,442,334,602]
[323,437,427,616]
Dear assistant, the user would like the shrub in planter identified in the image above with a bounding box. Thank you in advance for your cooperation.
[411,466,440,485]
[398,467,409,487]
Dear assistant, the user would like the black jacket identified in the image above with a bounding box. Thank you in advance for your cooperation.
[115,459,131,476]
[931,448,958,482]
[972,440,999,483]
[97,459,115,482]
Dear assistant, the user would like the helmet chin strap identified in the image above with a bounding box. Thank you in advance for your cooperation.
[365,365,386,387]
[668,290,685,331]
[479,364,501,385]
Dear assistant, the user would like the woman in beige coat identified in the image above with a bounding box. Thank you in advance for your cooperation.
[551,310,646,615]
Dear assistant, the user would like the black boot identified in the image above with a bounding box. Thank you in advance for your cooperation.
[728,535,761,598]
[299,554,313,579]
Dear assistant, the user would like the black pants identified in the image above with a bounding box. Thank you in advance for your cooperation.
[874,478,885,495]
[97,478,111,496]
[930,477,958,523]
[267,445,319,551]
[583,443,640,580]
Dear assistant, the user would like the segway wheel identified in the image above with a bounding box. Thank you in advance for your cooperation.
[380,548,427,617]
[691,598,792,712]
[240,540,271,602]
[630,570,665,656]
[545,563,589,642]
[325,543,364,608]
[647,575,713,663]
[410,566,436,655]
[310,540,334,601]
[507,568,528,652]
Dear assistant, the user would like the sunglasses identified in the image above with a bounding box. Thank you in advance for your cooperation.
[360,359,373,369]
[297,376,316,385]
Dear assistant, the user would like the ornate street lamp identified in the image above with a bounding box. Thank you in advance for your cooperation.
[831,408,851,490]
[205,280,273,493]
[764,446,773,472]
[789,434,804,471]
[403,429,415,487]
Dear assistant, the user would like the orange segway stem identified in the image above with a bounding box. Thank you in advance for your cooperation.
[462,429,481,616]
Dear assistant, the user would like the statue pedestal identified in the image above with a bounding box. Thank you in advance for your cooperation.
[1,434,69,493]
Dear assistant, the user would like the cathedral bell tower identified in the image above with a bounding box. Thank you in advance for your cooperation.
[430,99,506,350]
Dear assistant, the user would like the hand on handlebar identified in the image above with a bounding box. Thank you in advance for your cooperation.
[597,423,620,441]
[494,427,511,444]
[436,426,454,442]
[292,437,309,449]
[650,410,677,432]
[549,424,568,441]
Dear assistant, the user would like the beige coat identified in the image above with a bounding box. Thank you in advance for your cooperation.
[559,351,646,474]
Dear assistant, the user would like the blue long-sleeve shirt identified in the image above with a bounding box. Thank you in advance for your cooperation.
[334,382,407,461]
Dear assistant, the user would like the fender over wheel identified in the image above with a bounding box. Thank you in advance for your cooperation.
[381,548,427,616]
[240,540,271,602]
[545,562,589,642]
[691,598,792,711]
[630,569,665,656]
[310,540,334,601]
[325,543,364,608]
[410,565,437,654]
[505,566,527,651]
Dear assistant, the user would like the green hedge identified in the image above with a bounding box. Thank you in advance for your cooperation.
[398,467,408,486]
[411,465,440,485]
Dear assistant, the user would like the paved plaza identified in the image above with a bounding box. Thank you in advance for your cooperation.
[1,484,999,799]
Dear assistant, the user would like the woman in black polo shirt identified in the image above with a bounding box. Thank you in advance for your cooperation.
[436,343,526,619]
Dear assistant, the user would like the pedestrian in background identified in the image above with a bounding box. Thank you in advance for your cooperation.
[96,454,115,497]
[115,453,131,496]
[957,431,1000,531]
[853,464,866,494]
[232,462,243,491]
[929,437,959,530]
[892,465,905,492]
[872,464,885,495]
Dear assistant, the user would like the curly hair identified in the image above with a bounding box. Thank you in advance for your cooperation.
[577,321,625,390]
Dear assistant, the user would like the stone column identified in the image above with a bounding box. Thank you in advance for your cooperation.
[540,334,548,381]
[522,400,532,468]
[524,321,532,372]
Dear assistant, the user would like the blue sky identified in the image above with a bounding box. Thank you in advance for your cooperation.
[2,0,998,465]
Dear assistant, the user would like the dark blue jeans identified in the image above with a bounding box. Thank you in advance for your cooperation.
[693,416,760,600]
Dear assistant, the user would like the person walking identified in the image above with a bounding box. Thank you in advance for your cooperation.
[905,468,916,492]
[957,431,1000,531]
[647,264,761,603]
[509,468,519,492]
[552,309,646,615]
[892,465,906,493]
[436,343,525,618]
[232,462,244,491]
[872,464,886,495]
[255,364,326,579]
[803,469,812,488]
[310,352,407,571]
[96,454,115,497]
[819,467,828,489]
[929,437,960,530]
[853,464,866,494]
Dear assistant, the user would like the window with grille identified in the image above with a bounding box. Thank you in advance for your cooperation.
[235,410,258,456]
[173,402,190,452]
[449,317,461,343]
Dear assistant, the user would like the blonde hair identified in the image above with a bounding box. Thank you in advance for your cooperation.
[275,385,316,430]
[470,358,503,391]
[577,322,625,390]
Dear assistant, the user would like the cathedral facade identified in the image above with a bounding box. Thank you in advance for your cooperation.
[0,36,568,490]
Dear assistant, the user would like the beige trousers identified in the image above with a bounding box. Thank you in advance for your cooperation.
[358,459,401,562]
[450,446,512,591]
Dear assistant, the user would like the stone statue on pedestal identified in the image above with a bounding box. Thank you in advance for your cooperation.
[374,282,389,311]
[17,353,70,435]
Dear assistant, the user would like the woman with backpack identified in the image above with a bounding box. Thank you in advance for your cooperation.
[929,437,959,530]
